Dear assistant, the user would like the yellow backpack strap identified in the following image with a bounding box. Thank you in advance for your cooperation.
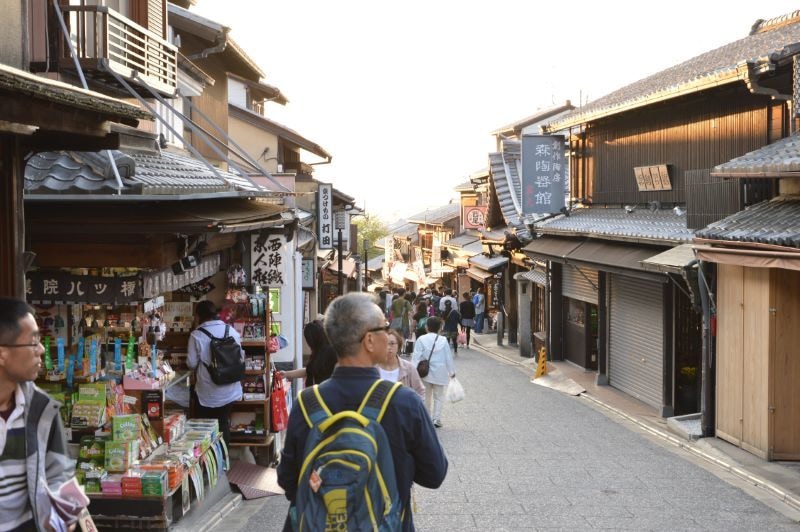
[298,385,333,427]
[358,380,402,422]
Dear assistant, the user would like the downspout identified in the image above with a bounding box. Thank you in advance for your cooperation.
[188,28,229,60]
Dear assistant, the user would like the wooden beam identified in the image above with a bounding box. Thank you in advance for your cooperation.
[31,241,178,269]
[0,97,113,137]
[22,131,121,152]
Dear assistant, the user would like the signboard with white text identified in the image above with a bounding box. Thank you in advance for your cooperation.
[318,183,333,249]
[521,135,566,214]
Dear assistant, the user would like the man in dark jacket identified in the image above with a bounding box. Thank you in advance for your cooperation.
[278,293,448,531]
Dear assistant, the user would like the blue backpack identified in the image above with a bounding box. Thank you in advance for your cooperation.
[292,380,403,531]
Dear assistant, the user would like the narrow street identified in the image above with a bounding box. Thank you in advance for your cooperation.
[228,341,800,531]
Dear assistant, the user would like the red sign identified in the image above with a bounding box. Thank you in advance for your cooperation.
[463,206,487,229]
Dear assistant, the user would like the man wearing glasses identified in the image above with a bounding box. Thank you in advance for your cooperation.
[278,293,448,531]
[0,298,72,531]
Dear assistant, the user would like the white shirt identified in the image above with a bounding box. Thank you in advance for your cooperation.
[439,295,458,312]
[411,333,455,386]
[378,367,400,382]
[0,385,33,531]
[187,320,244,408]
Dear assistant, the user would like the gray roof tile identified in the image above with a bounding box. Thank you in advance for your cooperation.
[407,204,460,225]
[695,196,800,247]
[713,132,800,176]
[25,149,263,196]
[537,207,694,243]
[546,11,800,130]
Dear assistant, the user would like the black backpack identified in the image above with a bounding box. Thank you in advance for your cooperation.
[197,325,245,385]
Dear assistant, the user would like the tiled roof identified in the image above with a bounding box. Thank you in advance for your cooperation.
[491,101,575,136]
[366,255,385,271]
[536,207,694,244]
[454,180,474,192]
[712,132,800,177]
[443,234,479,248]
[375,220,419,247]
[25,149,263,197]
[489,140,551,243]
[545,11,800,131]
[407,203,460,225]
[695,196,800,248]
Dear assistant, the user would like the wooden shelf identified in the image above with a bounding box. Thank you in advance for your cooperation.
[241,340,267,347]
[244,369,266,376]
[234,399,269,406]
[228,434,274,447]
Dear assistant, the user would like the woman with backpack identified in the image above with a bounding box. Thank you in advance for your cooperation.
[442,299,462,354]
[389,288,413,339]
[459,291,476,348]
[412,301,429,341]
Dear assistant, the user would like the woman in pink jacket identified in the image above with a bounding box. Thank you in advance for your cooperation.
[378,329,426,399]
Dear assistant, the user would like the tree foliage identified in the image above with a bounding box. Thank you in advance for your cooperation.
[353,214,389,250]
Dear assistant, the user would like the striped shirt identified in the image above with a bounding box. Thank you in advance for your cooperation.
[0,385,33,531]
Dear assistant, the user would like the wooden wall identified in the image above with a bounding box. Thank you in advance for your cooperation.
[582,87,782,209]
[741,267,771,458]
[716,264,744,446]
[773,268,800,460]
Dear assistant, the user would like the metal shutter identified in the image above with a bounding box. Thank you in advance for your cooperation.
[562,265,598,304]
[608,274,663,409]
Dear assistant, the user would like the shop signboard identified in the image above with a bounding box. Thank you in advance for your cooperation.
[521,135,566,215]
[26,271,142,305]
[463,205,487,229]
[301,259,315,289]
[251,234,287,287]
[318,183,333,249]
[141,254,221,299]
[383,236,394,279]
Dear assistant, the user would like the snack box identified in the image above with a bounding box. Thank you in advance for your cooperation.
[100,474,123,494]
[112,414,141,442]
[71,403,106,428]
[104,440,139,472]
[141,470,167,496]
[78,383,107,405]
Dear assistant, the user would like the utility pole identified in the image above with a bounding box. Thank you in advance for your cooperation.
[363,238,370,292]
[336,211,345,295]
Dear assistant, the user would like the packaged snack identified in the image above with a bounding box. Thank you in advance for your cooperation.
[113,414,141,441]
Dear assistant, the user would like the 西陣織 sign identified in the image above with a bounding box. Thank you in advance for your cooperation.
[318,183,333,249]
[251,234,287,286]
[521,135,566,214]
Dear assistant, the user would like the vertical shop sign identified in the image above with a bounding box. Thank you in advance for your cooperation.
[318,183,333,249]
[251,234,287,287]
[383,236,394,279]
[521,135,566,215]
[431,235,442,278]
[301,259,315,289]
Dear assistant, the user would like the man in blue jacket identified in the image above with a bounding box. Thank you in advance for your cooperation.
[278,292,448,531]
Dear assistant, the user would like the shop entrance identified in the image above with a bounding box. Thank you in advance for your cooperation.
[563,297,598,370]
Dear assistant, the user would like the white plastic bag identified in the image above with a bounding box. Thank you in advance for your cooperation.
[446,377,465,403]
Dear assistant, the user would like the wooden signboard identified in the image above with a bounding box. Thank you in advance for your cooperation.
[634,164,672,191]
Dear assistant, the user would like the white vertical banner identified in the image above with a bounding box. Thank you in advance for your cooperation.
[294,251,304,384]
[252,234,295,363]
[431,235,442,278]
[318,183,333,249]
[383,237,394,280]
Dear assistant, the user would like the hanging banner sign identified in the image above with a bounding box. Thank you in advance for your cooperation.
[251,234,287,286]
[521,135,566,215]
[318,183,333,249]
[431,235,443,278]
[383,236,394,279]
[141,253,221,299]
[26,271,142,304]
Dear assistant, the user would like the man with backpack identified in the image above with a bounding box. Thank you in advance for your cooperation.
[278,293,448,531]
[187,300,245,446]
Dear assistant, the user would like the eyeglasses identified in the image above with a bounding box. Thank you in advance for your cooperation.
[1,333,42,348]
[360,323,390,341]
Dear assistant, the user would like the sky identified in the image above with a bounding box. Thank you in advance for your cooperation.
[193,0,800,222]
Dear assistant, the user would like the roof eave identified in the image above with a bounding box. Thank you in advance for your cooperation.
[544,70,745,132]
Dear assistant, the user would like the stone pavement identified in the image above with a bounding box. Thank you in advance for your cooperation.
[223,333,800,531]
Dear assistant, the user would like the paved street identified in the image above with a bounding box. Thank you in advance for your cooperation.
[228,343,800,531]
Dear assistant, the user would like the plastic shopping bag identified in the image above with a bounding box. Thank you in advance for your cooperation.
[446,377,465,403]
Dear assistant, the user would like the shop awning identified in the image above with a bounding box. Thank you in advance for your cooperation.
[26,198,287,234]
[514,269,547,286]
[327,257,359,279]
[468,254,508,272]
[694,244,800,271]
[641,244,697,274]
[466,267,494,282]
[142,253,221,299]
[522,236,584,263]
[567,240,667,272]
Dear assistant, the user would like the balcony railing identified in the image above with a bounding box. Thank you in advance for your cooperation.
[59,5,177,96]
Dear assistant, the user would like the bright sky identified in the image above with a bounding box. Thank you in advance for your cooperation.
[194,0,800,222]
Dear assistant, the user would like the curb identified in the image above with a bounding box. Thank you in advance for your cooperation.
[472,340,800,516]
[172,492,243,532]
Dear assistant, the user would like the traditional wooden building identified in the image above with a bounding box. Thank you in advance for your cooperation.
[524,11,800,417]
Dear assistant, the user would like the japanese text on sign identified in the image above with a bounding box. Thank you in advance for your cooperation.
[26,271,142,304]
[251,234,287,286]
[318,183,333,249]
[521,135,566,214]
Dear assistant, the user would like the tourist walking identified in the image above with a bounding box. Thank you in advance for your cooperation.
[412,316,456,428]
[379,329,425,399]
[459,291,476,348]
[473,286,486,333]
[442,300,461,354]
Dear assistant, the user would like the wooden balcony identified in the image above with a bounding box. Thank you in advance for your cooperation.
[59,5,177,96]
